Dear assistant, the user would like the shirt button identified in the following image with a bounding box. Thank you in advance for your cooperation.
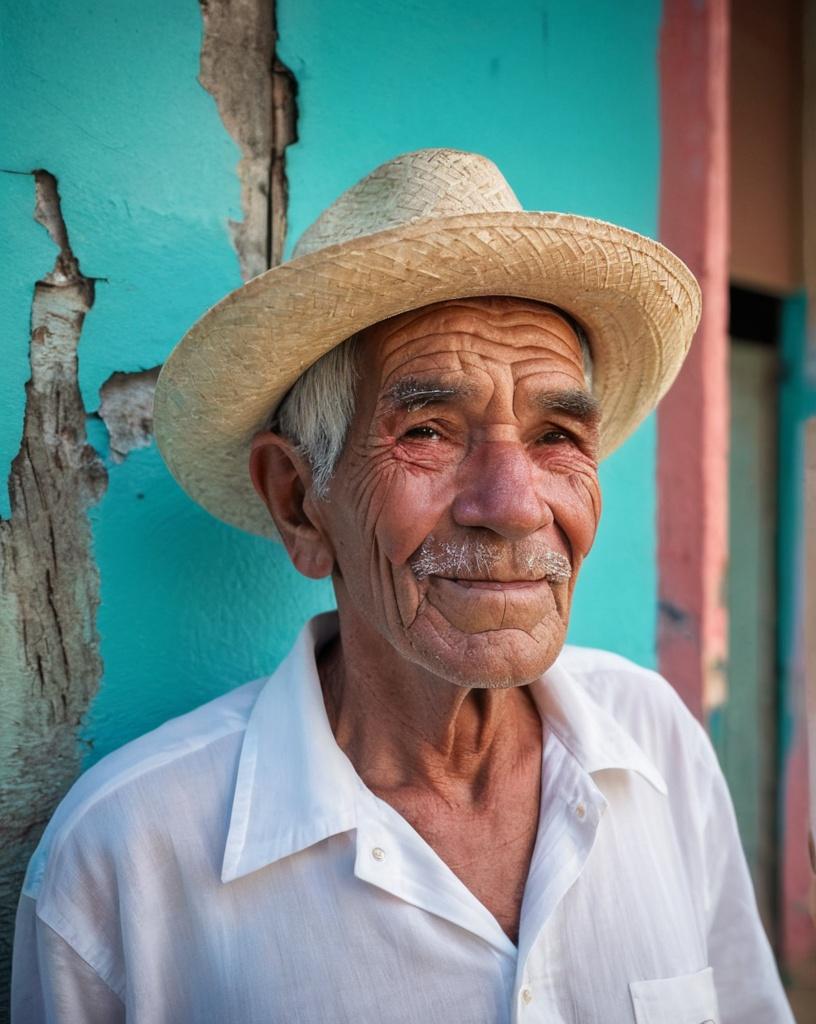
[521,986,533,1005]
[575,801,586,819]
[371,846,386,861]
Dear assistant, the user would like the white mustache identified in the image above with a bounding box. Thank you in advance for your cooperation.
[408,536,572,585]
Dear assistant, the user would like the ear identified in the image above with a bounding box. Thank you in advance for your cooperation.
[248,431,336,579]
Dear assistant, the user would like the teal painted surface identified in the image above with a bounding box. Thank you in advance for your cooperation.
[83,424,334,764]
[2,0,662,770]
[282,0,661,250]
[280,0,662,667]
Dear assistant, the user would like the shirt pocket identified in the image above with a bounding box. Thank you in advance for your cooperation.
[629,966,719,1024]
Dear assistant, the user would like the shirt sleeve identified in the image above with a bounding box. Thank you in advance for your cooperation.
[11,893,125,1024]
[695,729,795,1024]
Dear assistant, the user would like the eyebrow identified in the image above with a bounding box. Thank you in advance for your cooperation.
[534,388,601,423]
[383,377,473,411]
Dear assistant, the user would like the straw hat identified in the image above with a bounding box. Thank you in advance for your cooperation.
[154,148,701,539]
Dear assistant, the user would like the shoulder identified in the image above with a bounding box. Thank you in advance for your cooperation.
[24,676,266,901]
[555,644,716,785]
[561,638,700,720]
[557,642,695,721]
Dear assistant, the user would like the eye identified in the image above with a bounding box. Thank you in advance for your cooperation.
[537,429,571,445]
[402,425,441,441]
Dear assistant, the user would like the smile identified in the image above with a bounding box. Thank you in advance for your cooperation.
[434,577,551,591]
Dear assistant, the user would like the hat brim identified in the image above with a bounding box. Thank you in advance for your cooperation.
[154,210,701,538]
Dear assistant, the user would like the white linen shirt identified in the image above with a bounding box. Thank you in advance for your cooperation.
[13,613,794,1024]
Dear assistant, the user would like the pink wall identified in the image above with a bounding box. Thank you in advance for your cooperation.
[657,0,730,723]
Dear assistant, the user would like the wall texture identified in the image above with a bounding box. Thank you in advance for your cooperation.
[1,0,662,1006]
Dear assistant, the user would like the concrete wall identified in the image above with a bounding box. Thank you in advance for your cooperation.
[0,0,663,1005]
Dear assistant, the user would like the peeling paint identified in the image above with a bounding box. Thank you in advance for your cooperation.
[269,53,297,268]
[0,170,106,991]
[199,0,297,276]
[97,366,161,463]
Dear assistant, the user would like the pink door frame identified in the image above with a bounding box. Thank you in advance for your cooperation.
[657,0,730,723]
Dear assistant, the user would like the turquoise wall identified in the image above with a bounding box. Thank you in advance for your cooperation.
[1,0,661,768]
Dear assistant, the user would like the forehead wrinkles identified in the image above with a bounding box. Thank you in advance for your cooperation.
[353,303,588,426]
[379,304,579,349]
[375,324,584,385]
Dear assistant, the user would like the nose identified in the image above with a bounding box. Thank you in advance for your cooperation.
[452,441,553,539]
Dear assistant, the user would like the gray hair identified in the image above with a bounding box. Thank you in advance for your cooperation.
[272,311,593,499]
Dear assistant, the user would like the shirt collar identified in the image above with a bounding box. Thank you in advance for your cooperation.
[221,613,667,883]
[221,612,361,883]
[530,657,668,797]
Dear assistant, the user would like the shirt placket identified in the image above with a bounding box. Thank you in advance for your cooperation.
[511,741,608,1023]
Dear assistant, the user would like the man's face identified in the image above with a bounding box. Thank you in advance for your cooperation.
[315,296,602,688]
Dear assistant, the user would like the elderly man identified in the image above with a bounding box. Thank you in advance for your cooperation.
[13,150,793,1023]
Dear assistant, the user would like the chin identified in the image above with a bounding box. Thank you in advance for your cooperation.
[405,613,567,690]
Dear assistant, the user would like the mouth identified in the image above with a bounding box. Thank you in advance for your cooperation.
[408,539,573,587]
[438,577,550,591]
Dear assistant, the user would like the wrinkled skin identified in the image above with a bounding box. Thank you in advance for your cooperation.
[253,296,601,688]
[249,296,602,943]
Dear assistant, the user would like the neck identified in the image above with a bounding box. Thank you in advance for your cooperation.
[318,603,543,804]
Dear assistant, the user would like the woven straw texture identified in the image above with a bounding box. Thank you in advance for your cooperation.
[154,149,701,538]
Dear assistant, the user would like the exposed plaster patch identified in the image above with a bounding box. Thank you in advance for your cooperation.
[0,170,107,986]
[97,366,161,462]
[199,0,298,276]
[269,53,297,267]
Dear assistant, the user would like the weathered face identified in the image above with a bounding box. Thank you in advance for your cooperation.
[315,296,602,688]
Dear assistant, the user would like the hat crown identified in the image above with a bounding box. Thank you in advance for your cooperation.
[292,148,523,258]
